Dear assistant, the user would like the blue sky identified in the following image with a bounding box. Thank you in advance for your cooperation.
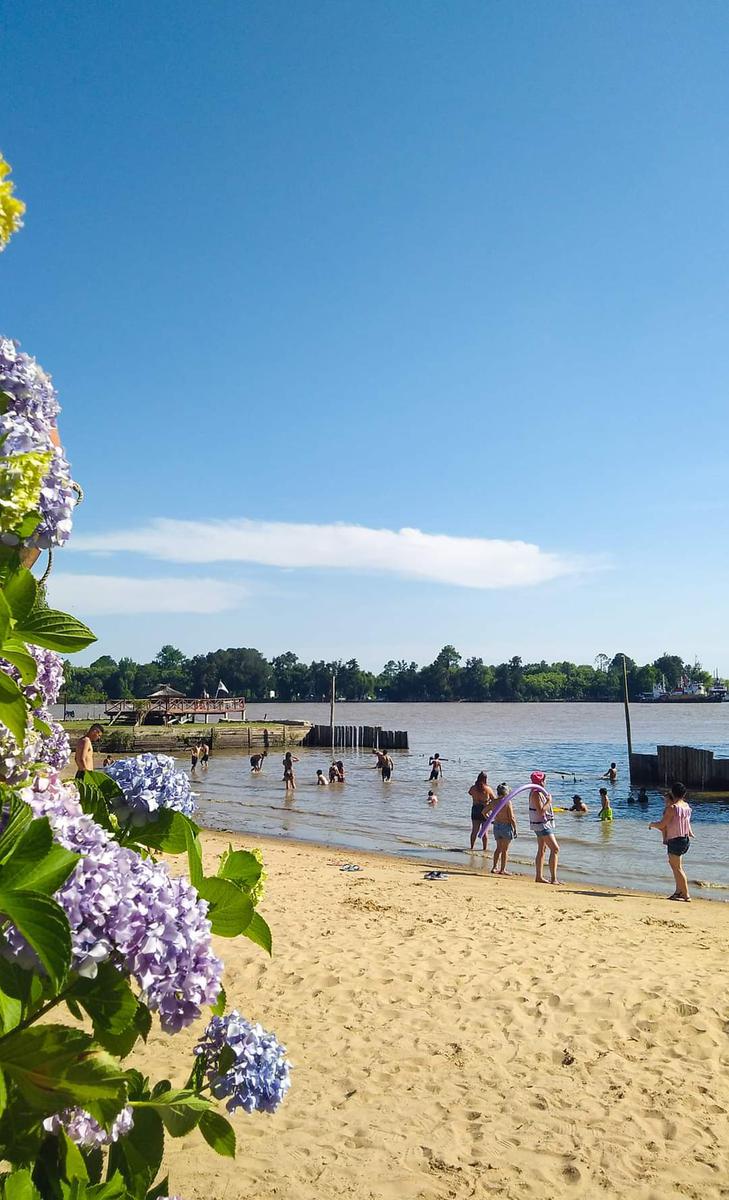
[4,1,729,671]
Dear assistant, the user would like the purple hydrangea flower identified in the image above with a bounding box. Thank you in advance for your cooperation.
[43,1105,133,1147]
[195,1012,292,1114]
[0,410,75,548]
[0,645,64,712]
[6,774,222,1031]
[0,337,60,434]
[105,753,196,822]
[37,716,71,770]
[28,646,64,706]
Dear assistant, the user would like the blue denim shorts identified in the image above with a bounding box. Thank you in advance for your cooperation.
[492,822,514,842]
[533,823,556,839]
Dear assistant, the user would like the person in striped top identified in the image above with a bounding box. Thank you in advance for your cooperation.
[649,781,694,902]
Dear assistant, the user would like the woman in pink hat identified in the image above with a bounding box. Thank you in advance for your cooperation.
[529,771,560,884]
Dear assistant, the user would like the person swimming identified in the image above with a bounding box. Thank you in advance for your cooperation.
[602,762,618,783]
[569,794,588,813]
[316,769,328,786]
[427,789,438,805]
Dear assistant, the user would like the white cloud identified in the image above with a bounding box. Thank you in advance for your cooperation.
[70,517,600,589]
[48,574,247,615]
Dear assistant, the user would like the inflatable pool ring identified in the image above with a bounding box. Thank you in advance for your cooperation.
[478,782,551,839]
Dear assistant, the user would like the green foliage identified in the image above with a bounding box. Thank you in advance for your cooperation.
[64,641,721,703]
[0,543,275,1200]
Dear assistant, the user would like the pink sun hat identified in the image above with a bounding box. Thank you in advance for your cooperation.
[530,771,546,785]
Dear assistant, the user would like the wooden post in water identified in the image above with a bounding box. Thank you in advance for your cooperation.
[622,653,633,772]
[330,673,336,749]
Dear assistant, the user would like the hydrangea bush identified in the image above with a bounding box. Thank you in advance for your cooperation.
[105,753,196,821]
[0,157,289,1200]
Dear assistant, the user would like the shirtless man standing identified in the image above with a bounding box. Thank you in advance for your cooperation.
[74,724,104,779]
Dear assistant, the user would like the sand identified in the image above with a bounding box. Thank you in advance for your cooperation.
[138,833,729,1200]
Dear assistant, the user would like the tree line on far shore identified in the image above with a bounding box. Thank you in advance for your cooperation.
[61,645,719,705]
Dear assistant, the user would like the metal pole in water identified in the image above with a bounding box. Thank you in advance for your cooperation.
[622,653,634,770]
[330,672,336,749]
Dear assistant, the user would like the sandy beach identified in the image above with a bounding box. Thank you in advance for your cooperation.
[132,831,729,1200]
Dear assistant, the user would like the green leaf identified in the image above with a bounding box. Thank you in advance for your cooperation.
[0,818,78,895]
[0,891,71,987]
[217,847,263,890]
[130,811,199,858]
[74,776,118,834]
[145,1176,169,1200]
[32,714,52,738]
[0,796,32,864]
[92,1002,151,1060]
[59,1128,89,1183]
[210,985,226,1017]
[197,877,253,937]
[108,1107,164,1197]
[72,963,138,1036]
[2,1168,42,1200]
[199,1109,236,1157]
[0,637,37,687]
[0,671,28,745]
[0,958,33,1034]
[134,1089,211,1137]
[0,1068,6,1118]
[15,608,96,654]
[3,570,38,625]
[13,513,41,540]
[85,1174,128,1200]
[0,1024,128,1124]
[0,591,12,645]
[185,822,203,887]
[242,910,272,955]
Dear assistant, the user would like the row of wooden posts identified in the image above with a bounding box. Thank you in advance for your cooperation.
[304,724,409,750]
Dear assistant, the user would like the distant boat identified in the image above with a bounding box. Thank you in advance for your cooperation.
[638,676,724,704]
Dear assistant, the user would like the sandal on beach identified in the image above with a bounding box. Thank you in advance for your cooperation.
[339,864,361,872]
[668,894,691,902]
[424,870,448,881]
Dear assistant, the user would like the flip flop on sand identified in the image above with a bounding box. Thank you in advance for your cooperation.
[339,864,361,872]
[423,870,448,881]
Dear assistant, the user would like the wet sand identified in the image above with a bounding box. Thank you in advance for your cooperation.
[139,831,729,1199]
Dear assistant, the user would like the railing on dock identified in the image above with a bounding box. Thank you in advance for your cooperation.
[303,724,408,750]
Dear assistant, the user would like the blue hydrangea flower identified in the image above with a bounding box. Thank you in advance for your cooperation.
[0,410,75,548]
[105,753,196,822]
[5,773,222,1031]
[43,1105,134,1147]
[0,337,60,434]
[195,1012,292,1114]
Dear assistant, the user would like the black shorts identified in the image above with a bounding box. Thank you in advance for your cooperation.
[75,769,85,780]
[666,836,690,857]
[429,769,440,781]
[381,767,392,781]
[471,805,484,822]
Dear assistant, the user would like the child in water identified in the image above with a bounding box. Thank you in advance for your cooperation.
[649,781,694,901]
[316,770,328,786]
[427,789,438,806]
[599,788,613,821]
[491,783,517,875]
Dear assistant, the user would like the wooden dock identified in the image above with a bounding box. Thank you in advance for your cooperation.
[106,696,247,726]
[303,724,408,750]
[630,744,729,791]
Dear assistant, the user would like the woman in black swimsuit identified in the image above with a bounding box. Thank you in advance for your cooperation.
[468,771,496,850]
